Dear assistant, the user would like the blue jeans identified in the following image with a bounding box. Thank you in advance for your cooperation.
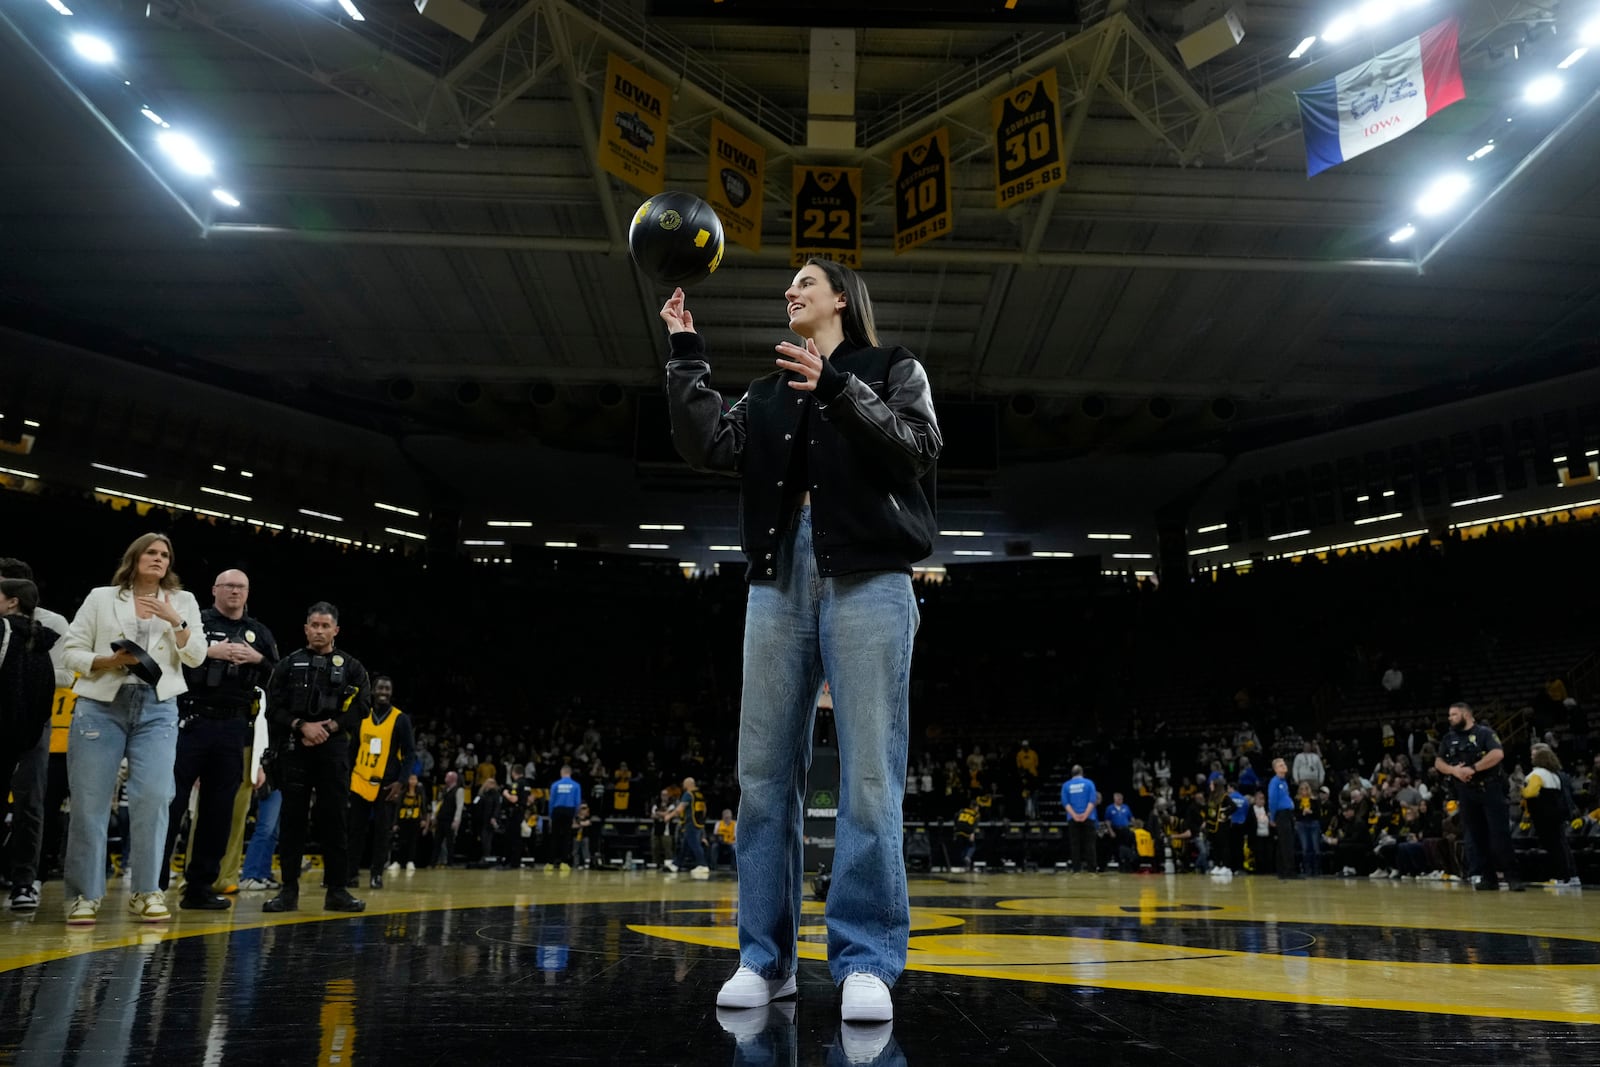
[736,506,919,988]
[1295,820,1322,875]
[65,686,179,900]
[240,789,283,880]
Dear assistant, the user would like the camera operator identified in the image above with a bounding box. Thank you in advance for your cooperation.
[262,602,369,913]
[159,570,277,910]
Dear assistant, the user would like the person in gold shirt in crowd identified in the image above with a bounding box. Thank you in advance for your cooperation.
[394,772,427,871]
[1015,739,1040,819]
[713,808,737,871]
[612,761,633,815]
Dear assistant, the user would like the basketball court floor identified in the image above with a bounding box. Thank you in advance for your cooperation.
[1,869,1595,1064]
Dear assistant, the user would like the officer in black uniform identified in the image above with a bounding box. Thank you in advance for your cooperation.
[1434,700,1524,892]
[159,569,277,910]
[262,601,369,913]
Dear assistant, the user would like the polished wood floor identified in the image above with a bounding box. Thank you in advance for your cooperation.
[2,867,1596,1064]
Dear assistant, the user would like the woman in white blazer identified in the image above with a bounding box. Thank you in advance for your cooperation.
[59,533,205,925]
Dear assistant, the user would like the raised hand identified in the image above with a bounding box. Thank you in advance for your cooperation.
[775,338,824,390]
[660,287,695,334]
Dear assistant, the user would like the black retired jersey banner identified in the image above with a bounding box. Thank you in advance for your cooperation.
[992,68,1065,209]
[791,165,862,268]
[892,127,953,254]
[600,54,670,195]
[707,118,764,252]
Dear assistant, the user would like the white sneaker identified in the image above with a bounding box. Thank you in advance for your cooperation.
[65,895,100,925]
[405,862,416,872]
[238,877,280,891]
[663,860,679,873]
[839,1021,894,1064]
[1566,877,1583,888]
[840,973,893,1022]
[386,862,400,872]
[691,865,711,878]
[716,965,798,1009]
[129,891,171,923]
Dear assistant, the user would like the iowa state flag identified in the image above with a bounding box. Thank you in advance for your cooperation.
[1296,18,1465,177]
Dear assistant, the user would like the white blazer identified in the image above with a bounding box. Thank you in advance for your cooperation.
[61,586,207,703]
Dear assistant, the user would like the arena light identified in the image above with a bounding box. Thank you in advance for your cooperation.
[335,0,366,19]
[211,189,241,208]
[487,519,533,527]
[1582,16,1600,46]
[1448,498,1600,531]
[1523,74,1563,104]
[627,543,669,550]
[1321,13,1358,43]
[1382,489,1395,496]
[90,461,147,478]
[952,550,993,556]
[201,485,252,502]
[0,465,41,479]
[939,530,985,537]
[1415,173,1470,216]
[139,107,169,128]
[1388,223,1416,242]
[239,470,253,478]
[1087,532,1132,540]
[545,541,577,548]
[1288,35,1317,58]
[1353,512,1403,524]
[639,523,685,531]
[384,527,427,541]
[95,486,189,510]
[23,420,40,428]
[1188,544,1230,555]
[1113,552,1154,559]
[44,0,74,13]
[1196,522,1228,534]
[1267,529,1311,541]
[156,131,214,177]
[1356,494,1370,501]
[708,545,742,551]
[1031,550,1075,557]
[1466,142,1495,161]
[463,539,505,546]
[70,33,115,63]
[1558,47,1589,69]
[374,501,420,516]
[1355,0,1394,28]
[298,508,344,522]
[1450,493,1503,507]
[211,464,226,472]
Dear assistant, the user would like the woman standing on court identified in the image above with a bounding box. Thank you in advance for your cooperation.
[59,533,205,924]
[662,258,941,1022]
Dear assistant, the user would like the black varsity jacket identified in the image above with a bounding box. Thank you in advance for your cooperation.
[665,330,941,581]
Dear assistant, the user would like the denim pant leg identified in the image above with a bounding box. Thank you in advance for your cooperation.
[123,691,179,894]
[241,789,282,880]
[736,509,825,980]
[64,696,130,902]
[819,569,917,986]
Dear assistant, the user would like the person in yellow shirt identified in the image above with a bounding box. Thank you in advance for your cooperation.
[712,809,737,871]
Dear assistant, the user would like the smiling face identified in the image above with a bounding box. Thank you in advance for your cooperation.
[783,263,845,337]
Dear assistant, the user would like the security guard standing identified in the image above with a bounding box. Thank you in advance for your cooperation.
[262,601,369,913]
[346,675,414,889]
[159,569,277,910]
[1434,700,1524,892]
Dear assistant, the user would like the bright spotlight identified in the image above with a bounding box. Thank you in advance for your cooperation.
[211,189,241,208]
[1523,74,1563,104]
[1388,223,1416,243]
[1356,0,1393,27]
[1415,173,1470,217]
[139,107,170,128]
[1557,47,1588,69]
[1322,14,1357,43]
[70,33,115,63]
[1288,35,1317,59]
[1583,17,1600,47]
[156,131,214,176]
[45,0,74,13]
[335,0,365,20]
[1466,142,1495,161]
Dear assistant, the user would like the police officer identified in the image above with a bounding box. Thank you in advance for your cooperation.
[1434,700,1524,892]
[346,676,414,889]
[262,601,369,913]
[159,569,277,910]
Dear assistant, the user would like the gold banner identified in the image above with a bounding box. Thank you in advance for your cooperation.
[892,127,953,254]
[790,166,861,269]
[599,54,670,195]
[992,67,1065,209]
[706,118,764,252]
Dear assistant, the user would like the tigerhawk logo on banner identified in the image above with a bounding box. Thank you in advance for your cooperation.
[892,127,953,254]
[599,54,670,195]
[791,166,862,268]
[707,118,764,252]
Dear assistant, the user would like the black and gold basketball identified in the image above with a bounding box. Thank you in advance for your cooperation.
[627,191,725,287]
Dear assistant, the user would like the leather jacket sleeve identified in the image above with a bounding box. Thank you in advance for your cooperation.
[815,349,942,485]
[665,332,745,475]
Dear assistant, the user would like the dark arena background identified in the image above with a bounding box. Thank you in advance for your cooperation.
[2,0,1599,1062]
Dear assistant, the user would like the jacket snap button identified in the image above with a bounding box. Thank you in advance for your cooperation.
[765,553,773,560]
[766,568,774,575]
[784,433,792,441]
[776,480,784,487]
[768,527,776,535]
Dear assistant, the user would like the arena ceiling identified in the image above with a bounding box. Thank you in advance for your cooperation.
[1,0,1597,507]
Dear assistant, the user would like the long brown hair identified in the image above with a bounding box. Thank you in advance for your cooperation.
[1530,744,1563,773]
[804,258,880,349]
[110,533,182,592]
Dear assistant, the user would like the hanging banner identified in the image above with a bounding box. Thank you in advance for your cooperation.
[991,68,1065,209]
[706,118,764,252]
[598,53,671,195]
[790,165,862,268]
[892,127,953,254]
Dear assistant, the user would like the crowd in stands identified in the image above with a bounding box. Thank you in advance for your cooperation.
[1,485,1596,885]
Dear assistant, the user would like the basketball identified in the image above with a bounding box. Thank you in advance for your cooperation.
[627,191,726,288]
